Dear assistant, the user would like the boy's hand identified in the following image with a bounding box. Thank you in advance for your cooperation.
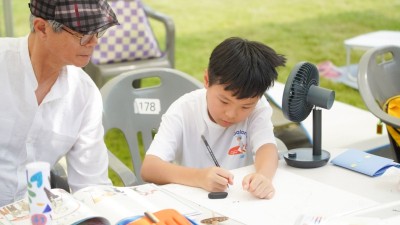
[242,173,275,199]
[199,167,234,192]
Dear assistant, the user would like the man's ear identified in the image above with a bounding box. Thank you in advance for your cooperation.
[33,18,47,35]
[203,69,209,88]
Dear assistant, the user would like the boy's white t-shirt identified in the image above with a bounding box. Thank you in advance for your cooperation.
[146,88,276,170]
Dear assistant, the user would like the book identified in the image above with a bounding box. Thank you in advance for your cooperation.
[0,184,200,225]
[331,149,400,177]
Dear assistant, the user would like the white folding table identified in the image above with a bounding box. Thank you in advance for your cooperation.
[344,30,400,81]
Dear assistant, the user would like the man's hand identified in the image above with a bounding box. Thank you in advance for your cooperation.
[198,167,234,192]
[242,172,275,199]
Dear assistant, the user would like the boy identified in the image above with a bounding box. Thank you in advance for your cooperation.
[141,37,286,199]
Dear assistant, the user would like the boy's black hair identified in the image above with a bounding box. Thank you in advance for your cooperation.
[207,37,286,99]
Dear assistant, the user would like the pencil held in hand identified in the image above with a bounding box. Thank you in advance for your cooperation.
[201,135,220,167]
[201,135,231,189]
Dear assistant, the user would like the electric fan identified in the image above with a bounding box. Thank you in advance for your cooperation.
[282,62,335,168]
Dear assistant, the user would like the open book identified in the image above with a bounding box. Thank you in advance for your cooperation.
[0,184,200,225]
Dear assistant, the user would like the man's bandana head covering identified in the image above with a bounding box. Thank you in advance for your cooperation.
[29,0,119,35]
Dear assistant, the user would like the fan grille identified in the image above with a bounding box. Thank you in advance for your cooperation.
[283,62,319,122]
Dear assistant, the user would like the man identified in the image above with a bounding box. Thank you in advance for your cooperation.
[0,0,119,206]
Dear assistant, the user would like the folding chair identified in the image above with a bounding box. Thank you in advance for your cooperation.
[50,159,70,192]
[101,68,203,184]
[358,45,400,161]
[84,0,175,87]
[50,149,137,191]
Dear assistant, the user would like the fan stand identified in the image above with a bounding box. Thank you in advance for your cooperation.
[283,108,331,168]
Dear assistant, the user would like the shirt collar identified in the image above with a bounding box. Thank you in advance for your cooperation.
[22,35,71,104]
[41,67,70,104]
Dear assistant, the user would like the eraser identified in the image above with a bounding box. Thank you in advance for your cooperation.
[208,191,228,199]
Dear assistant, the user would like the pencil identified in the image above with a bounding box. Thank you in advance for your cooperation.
[201,135,229,189]
[201,135,220,167]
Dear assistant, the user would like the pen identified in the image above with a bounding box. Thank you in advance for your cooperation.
[201,135,220,167]
[201,135,230,189]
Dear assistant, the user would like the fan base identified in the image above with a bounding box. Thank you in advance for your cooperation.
[283,148,330,168]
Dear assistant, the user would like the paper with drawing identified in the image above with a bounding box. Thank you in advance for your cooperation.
[161,166,378,225]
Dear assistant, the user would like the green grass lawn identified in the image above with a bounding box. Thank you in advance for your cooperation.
[3,0,399,107]
[2,0,399,185]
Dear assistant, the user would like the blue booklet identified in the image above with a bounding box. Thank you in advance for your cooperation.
[331,149,400,177]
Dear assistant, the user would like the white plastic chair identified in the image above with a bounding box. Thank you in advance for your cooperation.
[84,0,175,87]
[358,45,400,161]
[101,68,203,184]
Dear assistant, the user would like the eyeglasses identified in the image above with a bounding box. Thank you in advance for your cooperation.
[61,26,107,46]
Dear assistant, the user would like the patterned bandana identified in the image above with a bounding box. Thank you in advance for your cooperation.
[29,0,119,35]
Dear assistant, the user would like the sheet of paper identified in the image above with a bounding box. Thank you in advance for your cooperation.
[161,166,378,225]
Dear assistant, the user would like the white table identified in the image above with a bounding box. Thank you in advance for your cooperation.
[279,150,400,203]
[162,155,400,225]
[344,30,400,81]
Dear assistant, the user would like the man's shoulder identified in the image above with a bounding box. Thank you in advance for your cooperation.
[0,36,21,46]
[0,37,25,56]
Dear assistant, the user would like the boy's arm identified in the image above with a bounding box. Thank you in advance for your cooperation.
[141,155,233,192]
[242,143,278,199]
[254,143,279,179]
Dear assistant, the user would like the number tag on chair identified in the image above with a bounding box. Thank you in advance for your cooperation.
[134,98,161,114]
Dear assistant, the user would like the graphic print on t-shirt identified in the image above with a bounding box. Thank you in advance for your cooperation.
[228,130,247,157]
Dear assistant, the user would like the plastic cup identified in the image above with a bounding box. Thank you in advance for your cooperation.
[26,162,53,225]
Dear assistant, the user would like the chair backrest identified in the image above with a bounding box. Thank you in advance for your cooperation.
[101,68,203,184]
[92,0,162,65]
[84,0,175,87]
[358,45,400,161]
[358,45,400,128]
